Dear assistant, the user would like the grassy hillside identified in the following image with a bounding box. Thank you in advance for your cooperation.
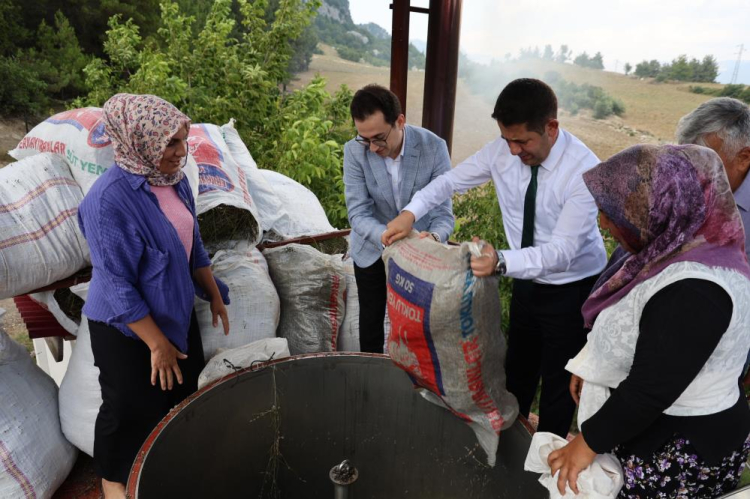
[293,45,719,163]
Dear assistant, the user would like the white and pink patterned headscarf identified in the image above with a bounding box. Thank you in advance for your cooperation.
[102,93,191,186]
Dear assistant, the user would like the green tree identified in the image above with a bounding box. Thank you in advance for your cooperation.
[0,0,28,56]
[698,55,719,83]
[590,52,604,70]
[76,0,355,228]
[0,56,46,119]
[10,0,163,55]
[543,44,554,60]
[634,59,661,78]
[27,11,90,99]
[668,55,691,81]
[555,44,570,63]
[573,52,590,67]
[624,62,632,75]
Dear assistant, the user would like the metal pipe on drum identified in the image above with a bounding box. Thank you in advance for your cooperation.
[330,460,358,499]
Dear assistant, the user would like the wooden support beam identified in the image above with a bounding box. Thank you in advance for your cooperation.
[422,0,463,155]
[390,0,411,114]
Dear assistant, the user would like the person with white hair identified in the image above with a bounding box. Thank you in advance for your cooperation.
[677,96,750,386]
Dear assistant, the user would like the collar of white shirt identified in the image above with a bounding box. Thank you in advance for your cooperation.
[538,129,567,172]
[385,127,407,168]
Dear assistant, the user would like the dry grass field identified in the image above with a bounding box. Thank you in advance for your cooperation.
[294,45,719,163]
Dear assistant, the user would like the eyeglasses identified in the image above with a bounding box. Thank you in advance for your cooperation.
[355,125,393,148]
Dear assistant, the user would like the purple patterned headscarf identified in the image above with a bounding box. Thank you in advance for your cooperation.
[581,144,750,328]
[102,93,190,186]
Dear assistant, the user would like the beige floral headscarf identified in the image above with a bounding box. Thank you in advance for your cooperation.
[102,93,191,186]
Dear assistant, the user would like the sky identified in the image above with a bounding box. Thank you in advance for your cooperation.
[349,0,750,84]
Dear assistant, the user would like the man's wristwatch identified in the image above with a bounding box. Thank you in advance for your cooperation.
[429,232,441,242]
[494,251,507,275]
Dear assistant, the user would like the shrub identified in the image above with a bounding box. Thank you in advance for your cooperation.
[720,84,746,98]
[593,98,613,119]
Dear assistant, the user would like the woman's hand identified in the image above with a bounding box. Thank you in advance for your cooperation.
[211,297,230,335]
[570,374,584,405]
[547,433,597,496]
[150,338,187,391]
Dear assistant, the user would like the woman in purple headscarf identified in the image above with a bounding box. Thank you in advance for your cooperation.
[546,144,750,498]
[78,94,230,498]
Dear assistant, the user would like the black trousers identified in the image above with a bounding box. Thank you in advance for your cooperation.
[505,275,598,437]
[353,258,387,353]
[89,311,205,484]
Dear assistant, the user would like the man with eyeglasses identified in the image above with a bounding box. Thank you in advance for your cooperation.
[343,83,454,353]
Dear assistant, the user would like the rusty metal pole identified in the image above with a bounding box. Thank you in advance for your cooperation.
[390,0,410,115]
[422,0,463,155]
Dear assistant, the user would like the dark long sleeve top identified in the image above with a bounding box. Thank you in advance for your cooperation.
[581,278,750,466]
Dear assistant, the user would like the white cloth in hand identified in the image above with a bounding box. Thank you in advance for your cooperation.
[524,432,623,499]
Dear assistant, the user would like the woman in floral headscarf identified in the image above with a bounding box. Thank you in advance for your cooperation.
[545,144,750,499]
[78,94,230,498]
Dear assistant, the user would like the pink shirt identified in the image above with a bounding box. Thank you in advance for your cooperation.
[151,185,194,259]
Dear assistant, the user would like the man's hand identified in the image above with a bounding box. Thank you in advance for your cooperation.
[470,236,499,277]
[382,211,416,246]
[547,433,597,496]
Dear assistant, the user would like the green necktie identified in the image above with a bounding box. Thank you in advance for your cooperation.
[521,165,539,248]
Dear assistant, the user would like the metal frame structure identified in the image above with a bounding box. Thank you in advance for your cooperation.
[390,0,463,154]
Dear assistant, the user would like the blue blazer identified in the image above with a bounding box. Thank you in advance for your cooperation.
[343,125,455,267]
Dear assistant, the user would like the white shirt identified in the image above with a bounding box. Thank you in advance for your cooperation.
[404,129,607,284]
[384,132,406,210]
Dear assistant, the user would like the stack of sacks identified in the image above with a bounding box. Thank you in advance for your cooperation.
[10,107,199,198]
[263,244,347,355]
[0,153,90,299]
[0,309,77,498]
[6,107,199,306]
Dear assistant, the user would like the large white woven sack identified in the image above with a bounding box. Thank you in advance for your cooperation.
[259,170,336,238]
[57,284,100,457]
[195,247,279,362]
[9,107,199,199]
[0,153,90,299]
[198,337,290,390]
[0,316,77,498]
[263,244,346,355]
[188,123,262,246]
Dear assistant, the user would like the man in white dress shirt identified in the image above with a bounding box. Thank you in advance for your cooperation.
[383,78,607,436]
[344,84,455,353]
